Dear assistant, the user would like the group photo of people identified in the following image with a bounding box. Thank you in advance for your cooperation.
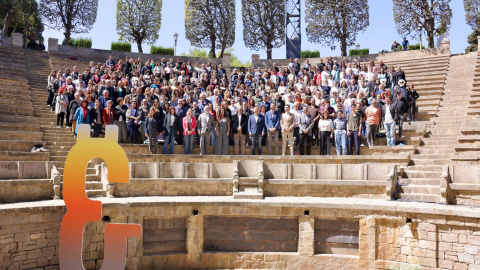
[46,55,419,156]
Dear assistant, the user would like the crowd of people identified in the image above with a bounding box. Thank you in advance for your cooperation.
[46,55,420,155]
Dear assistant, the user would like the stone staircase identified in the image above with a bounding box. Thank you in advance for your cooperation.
[0,47,49,161]
[393,53,478,203]
[382,55,450,122]
[24,49,102,198]
[453,51,480,159]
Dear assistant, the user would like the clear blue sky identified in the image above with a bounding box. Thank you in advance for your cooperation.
[40,0,472,63]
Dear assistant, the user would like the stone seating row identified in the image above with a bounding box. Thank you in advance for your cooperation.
[109,161,398,200]
[0,161,53,203]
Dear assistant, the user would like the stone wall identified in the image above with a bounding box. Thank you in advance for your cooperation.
[0,162,53,203]
[252,40,451,68]
[47,38,228,68]
[2,199,480,269]
[113,162,394,199]
[447,164,480,206]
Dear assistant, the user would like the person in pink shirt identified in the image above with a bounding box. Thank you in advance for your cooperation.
[365,98,382,147]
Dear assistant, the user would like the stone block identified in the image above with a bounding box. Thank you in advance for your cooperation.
[22,162,49,179]
[11,33,23,48]
[317,165,337,180]
[0,162,19,179]
[458,254,475,264]
[132,163,157,178]
[211,163,232,178]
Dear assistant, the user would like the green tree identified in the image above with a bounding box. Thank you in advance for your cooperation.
[116,0,162,53]
[185,0,235,58]
[220,48,251,67]
[464,0,480,30]
[392,0,452,49]
[305,0,369,57]
[39,0,98,45]
[181,48,209,58]
[0,0,43,40]
[465,17,480,52]
[242,0,285,59]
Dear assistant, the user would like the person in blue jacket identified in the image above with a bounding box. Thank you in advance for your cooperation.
[264,103,281,155]
[248,107,265,155]
[73,99,91,138]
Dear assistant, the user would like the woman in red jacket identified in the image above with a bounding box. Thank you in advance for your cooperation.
[183,108,197,154]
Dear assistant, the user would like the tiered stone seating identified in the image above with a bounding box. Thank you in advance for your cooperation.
[393,52,479,203]
[384,56,449,122]
[26,49,103,198]
[49,55,91,73]
[0,47,48,162]
[453,51,480,159]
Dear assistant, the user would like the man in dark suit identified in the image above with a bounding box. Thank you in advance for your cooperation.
[114,98,129,143]
[248,107,265,155]
[126,100,141,144]
[175,99,187,145]
[393,90,408,138]
[231,107,248,155]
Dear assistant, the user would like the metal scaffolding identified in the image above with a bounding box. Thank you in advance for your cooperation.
[286,0,301,59]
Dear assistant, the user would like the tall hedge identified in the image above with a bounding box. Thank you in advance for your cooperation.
[408,43,425,50]
[301,50,320,58]
[150,46,174,55]
[111,42,131,52]
[349,49,369,56]
[66,38,92,48]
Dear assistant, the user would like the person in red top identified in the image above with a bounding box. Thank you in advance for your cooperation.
[102,100,116,126]
[365,98,382,147]
[182,109,197,154]
[314,69,323,86]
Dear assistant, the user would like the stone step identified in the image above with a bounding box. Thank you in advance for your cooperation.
[396,184,441,194]
[43,136,76,142]
[47,141,75,147]
[457,135,480,142]
[398,178,441,186]
[410,159,448,165]
[86,182,103,190]
[57,168,97,176]
[86,190,104,198]
[413,154,451,159]
[405,165,444,172]
[416,149,451,154]
[50,150,70,156]
[393,193,441,203]
[233,191,263,200]
[0,151,49,161]
[402,171,442,179]
[51,156,67,162]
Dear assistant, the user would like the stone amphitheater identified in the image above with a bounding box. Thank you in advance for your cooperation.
[2,36,480,269]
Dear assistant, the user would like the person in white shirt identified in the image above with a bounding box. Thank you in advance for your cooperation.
[382,96,397,146]
[318,111,333,155]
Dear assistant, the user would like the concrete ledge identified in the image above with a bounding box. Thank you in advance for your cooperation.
[450,183,480,191]
[2,196,480,219]
[266,179,384,186]
[129,178,232,184]
[125,154,410,165]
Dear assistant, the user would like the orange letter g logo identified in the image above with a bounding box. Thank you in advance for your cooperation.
[59,124,141,270]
